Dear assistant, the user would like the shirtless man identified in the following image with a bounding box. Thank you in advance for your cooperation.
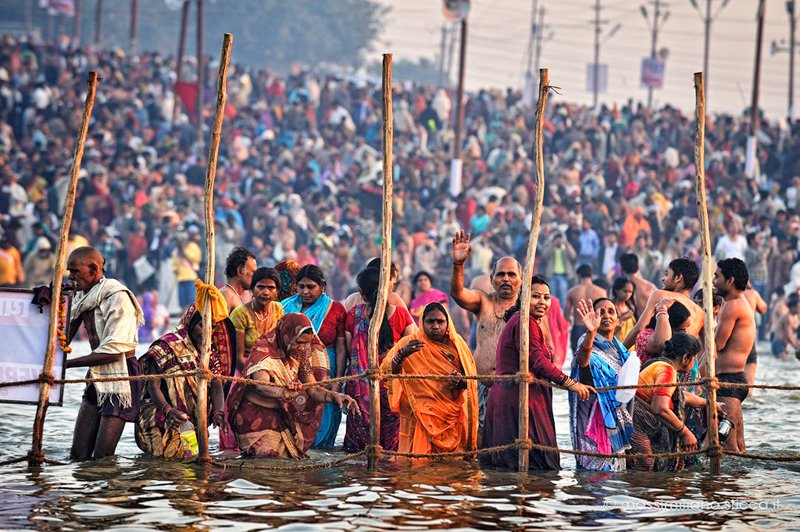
[450,230,521,434]
[743,283,767,386]
[712,258,756,453]
[623,257,705,349]
[220,247,257,311]
[619,253,656,314]
[564,264,607,352]
[772,294,799,360]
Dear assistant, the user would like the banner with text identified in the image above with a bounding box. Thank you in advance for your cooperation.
[0,290,68,405]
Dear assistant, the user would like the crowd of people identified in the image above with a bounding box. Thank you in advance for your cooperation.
[0,33,796,470]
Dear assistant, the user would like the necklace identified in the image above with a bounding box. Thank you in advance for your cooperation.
[492,295,515,320]
[250,301,269,322]
[225,283,243,305]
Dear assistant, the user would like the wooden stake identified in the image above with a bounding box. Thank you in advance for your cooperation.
[29,72,99,466]
[195,33,232,463]
[517,68,549,473]
[367,53,393,471]
[694,72,721,475]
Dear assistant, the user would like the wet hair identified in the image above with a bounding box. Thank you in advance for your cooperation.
[718,258,749,291]
[296,264,327,288]
[250,267,280,291]
[669,257,699,291]
[503,275,549,321]
[593,277,610,291]
[365,258,398,278]
[664,331,702,361]
[619,253,639,274]
[356,267,394,353]
[612,276,633,299]
[422,302,448,322]
[531,275,549,288]
[225,247,256,279]
[693,288,724,308]
[646,301,691,330]
[577,264,593,278]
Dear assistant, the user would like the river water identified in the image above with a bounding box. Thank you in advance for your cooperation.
[1,342,799,530]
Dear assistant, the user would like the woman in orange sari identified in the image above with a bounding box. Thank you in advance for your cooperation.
[380,302,478,456]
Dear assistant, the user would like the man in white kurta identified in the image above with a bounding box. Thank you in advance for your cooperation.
[66,247,144,460]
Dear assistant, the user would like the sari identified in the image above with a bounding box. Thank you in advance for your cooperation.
[282,293,341,448]
[380,307,478,456]
[226,314,330,459]
[628,358,686,471]
[135,307,233,458]
[275,260,300,301]
[569,334,635,472]
[343,305,412,452]
[481,312,570,470]
[409,288,449,325]
[548,297,570,370]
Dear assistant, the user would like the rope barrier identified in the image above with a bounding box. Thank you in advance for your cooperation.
[208,450,368,471]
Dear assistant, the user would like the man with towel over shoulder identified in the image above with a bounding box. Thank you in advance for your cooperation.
[66,246,144,460]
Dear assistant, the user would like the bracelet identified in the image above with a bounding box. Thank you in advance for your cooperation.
[675,422,685,433]
[655,311,668,319]
[212,409,224,419]
[563,376,577,389]
[162,405,174,418]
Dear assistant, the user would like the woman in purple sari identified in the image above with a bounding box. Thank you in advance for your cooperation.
[409,271,449,326]
[481,276,593,470]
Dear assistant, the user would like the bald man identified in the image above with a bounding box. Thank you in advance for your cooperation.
[450,231,522,436]
[66,246,144,460]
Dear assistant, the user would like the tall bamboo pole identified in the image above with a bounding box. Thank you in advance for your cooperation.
[29,72,99,466]
[195,33,232,463]
[367,53,393,471]
[694,72,721,475]
[517,68,549,473]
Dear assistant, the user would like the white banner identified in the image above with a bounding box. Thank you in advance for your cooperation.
[0,290,68,405]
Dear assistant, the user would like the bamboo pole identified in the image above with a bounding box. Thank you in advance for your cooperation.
[29,72,99,466]
[195,33,232,463]
[517,68,549,473]
[694,72,721,475]
[367,53,393,471]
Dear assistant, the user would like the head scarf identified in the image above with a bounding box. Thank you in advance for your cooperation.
[275,260,300,301]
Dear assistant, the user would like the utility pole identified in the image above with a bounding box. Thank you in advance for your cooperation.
[790,0,797,122]
[94,0,102,46]
[196,0,205,151]
[450,17,468,197]
[690,0,731,103]
[73,0,81,46]
[439,23,447,87]
[130,0,139,55]
[746,0,767,180]
[641,0,670,108]
[525,0,539,79]
[534,7,546,75]
[25,0,32,34]
[591,1,620,109]
[445,23,457,87]
[173,0,189,126]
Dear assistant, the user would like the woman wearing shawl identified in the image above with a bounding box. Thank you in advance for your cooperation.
[226,313,359,459]
[570,298,638,472]
[135,290,234,458]
[282,265,347,449]
[380,302,479,456]
[230,267,285,371]
[408,271,449,326]
[343,267,415,452]
[628,332,706,471]
[482,277,593,470]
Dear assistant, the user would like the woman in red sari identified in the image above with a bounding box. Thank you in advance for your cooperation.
[481,276,593,470]
[226,313,359,459]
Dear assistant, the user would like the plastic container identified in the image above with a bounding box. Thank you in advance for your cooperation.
[179,420,199,458]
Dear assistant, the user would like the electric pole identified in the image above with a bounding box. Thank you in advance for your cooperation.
[641,0,670,108]
[790,0,797,122]
[130,0,138,55]
[73,0,81,46]
[746,0,767,180]
[439,23,447,87]
[525,0,539,80]
[534,7,547,75]
[591,0,620,109]
[94,0,102,46]
[196,0,204,151]
[690,0,731,103]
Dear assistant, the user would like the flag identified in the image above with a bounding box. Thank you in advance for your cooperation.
[41,0,75,17]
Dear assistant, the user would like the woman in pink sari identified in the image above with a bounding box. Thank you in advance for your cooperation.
[226,313,359,459]
[409,271,449,326]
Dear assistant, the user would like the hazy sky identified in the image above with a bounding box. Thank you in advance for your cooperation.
[374,0,796,121]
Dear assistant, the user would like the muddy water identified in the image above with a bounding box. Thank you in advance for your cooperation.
[1,342,799,530]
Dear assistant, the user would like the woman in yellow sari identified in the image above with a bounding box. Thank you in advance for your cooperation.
[380,302,478,456]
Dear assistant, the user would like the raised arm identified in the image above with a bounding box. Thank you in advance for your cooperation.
[450,230,483,314]
[645,301,674,354]
[623,289,662,348]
